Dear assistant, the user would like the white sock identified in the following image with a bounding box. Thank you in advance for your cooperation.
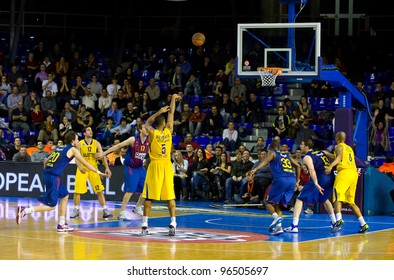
[136,201,144,208]
[329,214,336,224]
[272,213,279,220]
[336,213,342,221]
[292,218,299,226]
[75,205,80,210]
[171,216,176,223]
[24,207,34,214]
[358,216,366,226]
[142,216,148,224]
[59,216,66,225]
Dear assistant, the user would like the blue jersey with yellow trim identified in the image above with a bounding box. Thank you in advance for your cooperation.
[44,144,73,176]
[269,151,295,178]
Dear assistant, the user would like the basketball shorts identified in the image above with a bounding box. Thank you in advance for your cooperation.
[298,173,334,205]
[143,160,175,201]
[38,173,69,207]
[266,176,296,208]
[75,168,105,194]
[333,169,358,204]
[124,166,146,193]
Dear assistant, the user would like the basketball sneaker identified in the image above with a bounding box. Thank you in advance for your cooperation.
[304,208,314,214]
[358,224,369,233]
[57,223,75,233]
[16,206,26,225]
[169,222,177,236]
[132,207,143,216]
[284,224,299,233]
[271,225,284,235]
[331,219,344,233]
[103,209,113,219]
[268,217,283,233]
[118,211,128,220]
[141,222,149,235]
[70,208,80,219]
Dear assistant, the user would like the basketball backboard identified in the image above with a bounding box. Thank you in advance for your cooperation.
[237,22,321,80]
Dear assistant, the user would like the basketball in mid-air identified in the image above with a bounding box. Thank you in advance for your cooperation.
[192,32,205,47]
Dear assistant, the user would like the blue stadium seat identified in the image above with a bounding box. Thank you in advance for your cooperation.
[172,135,181,148]
[19,55,27,64]
[265,137,274,147]
[154,70,162,81]
[0,117,9,129]
[307,97,315,109]
[133,69,142,81]
[388,143,394,156]
[1,130,10,142]
[189,95,203,108]
[314,97,329,111]
[204,95,215,103]
[273,83,287,96]
[96,132,103,139]
[13,131,25,144]
[196,135,210,148]
[370,157,386,166]
[142,70,155,83]
[262,96,277,109]
[282,138,294,150]
[182,94,191,104]
[211,136,223,147]
[157,81,168,94]
[388,127,394,140]
[238,123,253,137]
[328,97,339,111]
[326,140,335,148]
[29,131,38,137]
[309,124,322,134]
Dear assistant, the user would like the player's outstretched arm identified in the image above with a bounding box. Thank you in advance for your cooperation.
[146,106,170,132]
[96,140,112,177]
[96,136,135,159]
[167,93,181,134]
[250,151,275,175]
[71,147,109,177]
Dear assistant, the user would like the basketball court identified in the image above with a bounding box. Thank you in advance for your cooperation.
[1,196,393,260]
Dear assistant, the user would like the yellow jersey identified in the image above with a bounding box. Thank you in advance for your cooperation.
[149,127,172,161]
[335,142,356,172]
[79,139,99,168]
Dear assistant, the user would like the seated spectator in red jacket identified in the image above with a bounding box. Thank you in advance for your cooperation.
[188,104,206,137]
[178,133,200,150]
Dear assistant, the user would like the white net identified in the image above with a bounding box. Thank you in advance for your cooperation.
[258,68,282,87]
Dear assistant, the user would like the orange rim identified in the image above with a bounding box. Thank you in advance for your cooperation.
[257,67,282,76]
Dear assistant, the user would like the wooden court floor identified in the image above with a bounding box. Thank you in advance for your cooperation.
[0,196,393,260]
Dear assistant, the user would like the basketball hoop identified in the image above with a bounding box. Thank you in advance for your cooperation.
[257,67,282,87]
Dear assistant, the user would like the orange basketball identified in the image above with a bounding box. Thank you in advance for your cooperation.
[192,32,205,47]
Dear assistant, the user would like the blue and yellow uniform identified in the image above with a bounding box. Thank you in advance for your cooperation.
[298,150,335,205]
[267,150,296,207]
[75,139,104,194]
[333,142,358,204]
[142,127,174,200]
[123,136,149,193]
[38,144,73,207]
